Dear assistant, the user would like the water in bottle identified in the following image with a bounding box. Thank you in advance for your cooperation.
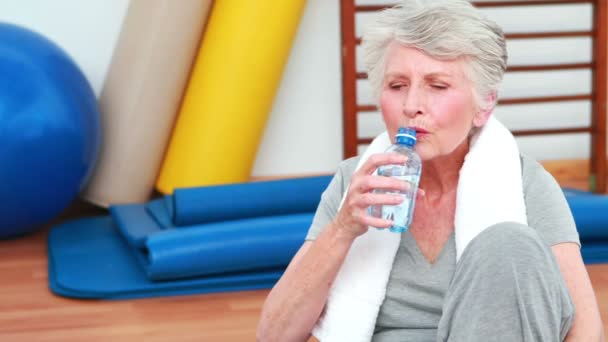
[368,127,422,233]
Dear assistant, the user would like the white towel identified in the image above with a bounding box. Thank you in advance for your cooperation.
[312,116,527,341]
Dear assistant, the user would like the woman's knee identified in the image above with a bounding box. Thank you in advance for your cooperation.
[443,222,575,341]
[460,221,550,266]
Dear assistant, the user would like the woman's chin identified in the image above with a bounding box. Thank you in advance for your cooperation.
[416,148,433,161]
[416,144,442,161]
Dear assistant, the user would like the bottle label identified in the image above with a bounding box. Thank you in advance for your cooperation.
[383,174,418,228]
[382,196,410,227]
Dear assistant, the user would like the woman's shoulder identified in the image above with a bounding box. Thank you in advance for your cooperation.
[329,156,360,197]
[519,153,569,204]
[304,156,361,241]
[519,154,580,246]
[337,156,361,177]
[520,154,555,185]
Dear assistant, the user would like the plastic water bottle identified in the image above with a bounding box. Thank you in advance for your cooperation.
[368,127,422,233]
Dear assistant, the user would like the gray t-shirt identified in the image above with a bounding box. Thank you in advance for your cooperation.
[305,155,580,341]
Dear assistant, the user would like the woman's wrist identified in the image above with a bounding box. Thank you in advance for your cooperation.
[326,220,360,245]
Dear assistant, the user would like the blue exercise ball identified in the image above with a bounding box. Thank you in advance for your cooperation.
[0,23,101,238]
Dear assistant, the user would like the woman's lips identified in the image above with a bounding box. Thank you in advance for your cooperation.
[413,127,428,135]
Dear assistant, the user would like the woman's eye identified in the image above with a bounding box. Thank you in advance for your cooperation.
[431,84,448,90]
[389,83,405,90]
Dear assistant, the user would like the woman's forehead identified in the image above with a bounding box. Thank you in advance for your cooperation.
[383,43,467,79]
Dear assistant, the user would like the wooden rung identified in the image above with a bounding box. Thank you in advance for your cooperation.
[508,63,592,72]
[512,127,592,135]
[506,31,592,39]
[473,0,592,7]
[357,137,373,145]
[355,0,592,12]
[498,94,592,105]
[357,105,378,112]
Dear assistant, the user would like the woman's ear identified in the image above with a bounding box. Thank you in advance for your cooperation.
[473,91,497,127]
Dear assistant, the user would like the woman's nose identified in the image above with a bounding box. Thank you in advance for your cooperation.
[402,87,424,117]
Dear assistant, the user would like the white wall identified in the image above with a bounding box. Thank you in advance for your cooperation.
[0,0,129,97]
[251,0,343,177]
[0,0,603,178]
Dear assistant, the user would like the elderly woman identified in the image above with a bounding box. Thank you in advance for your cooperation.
[257,0,604,341]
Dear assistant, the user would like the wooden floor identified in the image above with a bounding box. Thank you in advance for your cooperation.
[0,159,607,341]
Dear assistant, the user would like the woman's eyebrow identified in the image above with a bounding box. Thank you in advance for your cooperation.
[384,72,408,79]
[425,72,453,80]
[384,71,454,79]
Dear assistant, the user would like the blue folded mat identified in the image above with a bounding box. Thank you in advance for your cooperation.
[561,189,608,263]
[48,217,286,299]
[146,198,173,230]
[168,175,332,226]
[562,188,593,197]
[145,214,311,280]
[566,194,608,243]
[110,203,312,280]
[581,242,608,264]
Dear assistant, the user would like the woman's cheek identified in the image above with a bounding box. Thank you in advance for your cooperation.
[379,94,400,126]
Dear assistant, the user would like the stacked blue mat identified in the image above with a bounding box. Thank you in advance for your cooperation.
[562,188,608,264]
[48,178,608,300]
[48,176,332,299]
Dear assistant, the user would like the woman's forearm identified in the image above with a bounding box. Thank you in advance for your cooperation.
[564,323,604,342]
[257,222,356,342]
[564,305,605,342]
[553,244,605,341]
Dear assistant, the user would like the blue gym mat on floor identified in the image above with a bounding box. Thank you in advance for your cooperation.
[48,176,331,300]
[47,178,608,300]
[48,216,287,299]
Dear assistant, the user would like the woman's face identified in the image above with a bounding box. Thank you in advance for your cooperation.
[379,42,489,161]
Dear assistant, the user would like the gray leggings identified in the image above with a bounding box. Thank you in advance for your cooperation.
[436,222,575,342]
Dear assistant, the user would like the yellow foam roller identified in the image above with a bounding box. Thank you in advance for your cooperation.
[156,0,307,194]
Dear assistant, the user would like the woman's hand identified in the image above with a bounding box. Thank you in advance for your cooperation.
[333,153,424,240]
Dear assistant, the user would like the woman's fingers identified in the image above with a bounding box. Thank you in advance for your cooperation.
[351,192,403,208]
[356,153,407,176]
[359,215,394,229]
[416,188,426,199]
[352,175,409,194]
[336,191,403,235]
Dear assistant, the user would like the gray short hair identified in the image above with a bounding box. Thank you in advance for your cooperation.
[362,0,508,110]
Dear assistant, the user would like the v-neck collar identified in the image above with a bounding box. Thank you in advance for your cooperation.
[401,230,456,267]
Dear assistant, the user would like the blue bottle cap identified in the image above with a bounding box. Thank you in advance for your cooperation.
[396,127,416,145]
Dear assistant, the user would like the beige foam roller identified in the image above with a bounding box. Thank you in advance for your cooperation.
[82,0,213,207]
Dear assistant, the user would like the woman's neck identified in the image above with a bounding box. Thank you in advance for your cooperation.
[419,140,469,200]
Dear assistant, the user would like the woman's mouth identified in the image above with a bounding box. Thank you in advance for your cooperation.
[413,127,428,136]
